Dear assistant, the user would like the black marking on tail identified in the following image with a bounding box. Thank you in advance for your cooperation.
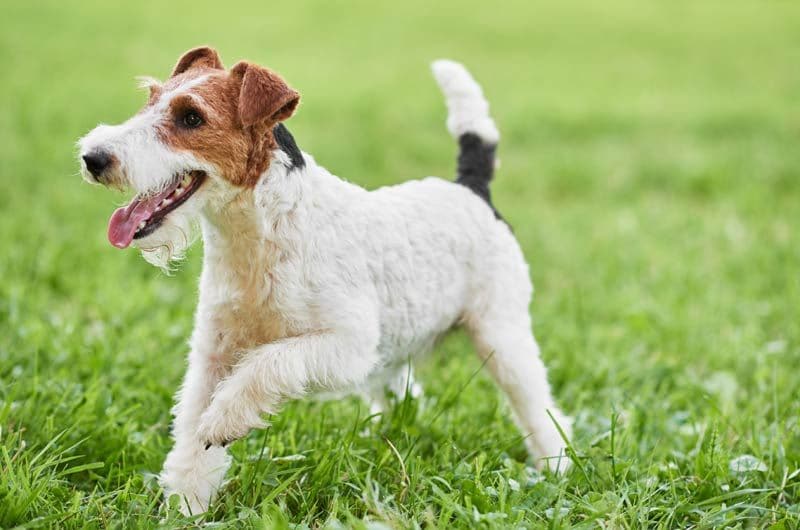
[456,132,503,220]
[273,123,305,171]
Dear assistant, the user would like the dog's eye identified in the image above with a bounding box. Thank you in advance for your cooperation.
[181,110,204,129]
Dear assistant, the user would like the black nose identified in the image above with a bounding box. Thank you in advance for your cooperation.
[82,150,112,179]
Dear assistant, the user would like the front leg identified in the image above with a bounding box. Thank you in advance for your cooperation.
[160,354,231,516]
[198,331,379,448]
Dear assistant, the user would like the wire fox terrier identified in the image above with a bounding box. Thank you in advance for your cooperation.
[78,47,572,514]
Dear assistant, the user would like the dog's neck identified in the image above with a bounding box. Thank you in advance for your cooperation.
[201,124,306,245]
[200,164,300,263]
[199,132,360,271]
[201,124,365,280]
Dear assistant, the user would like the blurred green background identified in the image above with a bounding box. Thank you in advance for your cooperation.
[1,0,800,527]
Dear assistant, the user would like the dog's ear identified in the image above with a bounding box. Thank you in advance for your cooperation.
[230,61,300,128]
[172,47,224,77]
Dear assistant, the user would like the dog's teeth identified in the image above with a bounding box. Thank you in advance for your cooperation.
[138,221,146,229]
[175,187,184,196]
[162,198,173,206]
[181,175,192,186]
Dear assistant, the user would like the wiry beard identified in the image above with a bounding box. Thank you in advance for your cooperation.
[135,203,202,272]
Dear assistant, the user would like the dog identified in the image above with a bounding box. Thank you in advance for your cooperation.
[78,47,572,515]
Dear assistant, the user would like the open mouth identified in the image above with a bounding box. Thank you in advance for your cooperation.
[107,170,206,249]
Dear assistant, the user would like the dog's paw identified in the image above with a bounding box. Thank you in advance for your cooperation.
[196,408,248,449]
[164,488,210,517]
[196,397,265,449]
[159,445,230,517]
[530,410,573,474]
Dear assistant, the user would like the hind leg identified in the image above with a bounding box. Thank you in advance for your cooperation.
[465,265,572,472]
[467,315,572,471]
[362,363,423,417]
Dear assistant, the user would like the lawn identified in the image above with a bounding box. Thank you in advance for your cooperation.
[1,0,800,527]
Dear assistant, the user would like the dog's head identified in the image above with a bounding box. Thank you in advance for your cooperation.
[78,46,299,267]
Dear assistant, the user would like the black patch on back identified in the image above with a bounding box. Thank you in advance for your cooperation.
[273,123,305,171]
[456,132,503,221]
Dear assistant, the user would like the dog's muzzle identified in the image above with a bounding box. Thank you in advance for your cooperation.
[106,170,207,248]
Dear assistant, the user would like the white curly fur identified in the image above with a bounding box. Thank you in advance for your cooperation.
[79,59,571,516]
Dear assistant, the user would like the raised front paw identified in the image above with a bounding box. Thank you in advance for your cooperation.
[196,395,266,449]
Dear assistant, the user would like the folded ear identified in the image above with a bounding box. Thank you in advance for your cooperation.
[231,61,300,128]
[172,46,224,77]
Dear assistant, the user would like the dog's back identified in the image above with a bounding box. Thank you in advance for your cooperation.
[343,61,523,367]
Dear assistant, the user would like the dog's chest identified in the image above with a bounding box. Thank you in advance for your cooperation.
[199,248,301,359]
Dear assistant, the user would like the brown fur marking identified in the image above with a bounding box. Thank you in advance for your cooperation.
[171,46,225,77]
[152,48,300,188]
[231,61,300,128]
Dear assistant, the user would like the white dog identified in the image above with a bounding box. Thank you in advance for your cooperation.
[78,47,572,515]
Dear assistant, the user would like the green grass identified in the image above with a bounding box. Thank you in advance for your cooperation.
[2,0,800,527]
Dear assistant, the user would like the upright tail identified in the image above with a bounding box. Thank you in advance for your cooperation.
[431,59,502,219]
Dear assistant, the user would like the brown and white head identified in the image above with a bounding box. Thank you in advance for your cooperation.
[78,46,300,268]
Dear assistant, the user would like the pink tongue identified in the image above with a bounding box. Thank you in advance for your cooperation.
[107,185,177,248]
